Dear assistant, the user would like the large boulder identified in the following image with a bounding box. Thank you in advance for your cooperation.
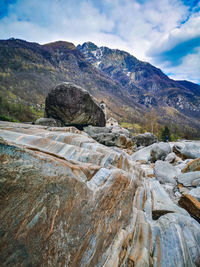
[84,125,132,148]
[132,132,157,148]
[45,82,106,127]
[150,142,172,162]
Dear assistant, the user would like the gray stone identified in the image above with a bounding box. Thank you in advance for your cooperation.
[84,125,132,148]
[177,171,200,187]
[154,160,178,184]
[150,142,172,162]
[131,144,154,162]
[173,141,200,159]
[132,132,158,148]
[188,187,200,202]
[35,117,62,127]
[165,152,177,163]
[45,82,106,127]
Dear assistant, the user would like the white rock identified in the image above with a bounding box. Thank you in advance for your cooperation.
[188,188,200,201]
[154,160,178,184]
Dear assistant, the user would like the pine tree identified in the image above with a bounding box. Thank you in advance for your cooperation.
[161,126,171,142]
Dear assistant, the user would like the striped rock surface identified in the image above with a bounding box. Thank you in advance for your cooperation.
[0,121,200,266]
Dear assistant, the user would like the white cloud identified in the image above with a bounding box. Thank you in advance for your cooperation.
[0,0,199,83]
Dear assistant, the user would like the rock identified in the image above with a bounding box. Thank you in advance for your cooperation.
[189,188,200,202]
[132,132,157,148]
[182,158,200,173]
[1,121,200,266]
[165,152,177,163]
[177,171,200,187]
[35,117,62,127]
[150,142,172,162]
[173,141,200,159]
[178,194,200,223]
[154,160,178,184]
[45,82,106,127]
[131,144,154,162]
[84,125,132,148]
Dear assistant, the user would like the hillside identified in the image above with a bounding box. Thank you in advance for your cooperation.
[0,38,143,122]
[0,38,200,137]
[77,42,200,117]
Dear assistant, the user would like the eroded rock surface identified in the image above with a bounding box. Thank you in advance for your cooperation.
[0,121,200,267]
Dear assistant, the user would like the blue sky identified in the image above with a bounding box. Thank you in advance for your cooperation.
[0,0,200,83]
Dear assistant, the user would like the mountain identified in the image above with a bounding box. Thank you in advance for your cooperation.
[0,38,200,137]
[77,42,200,117]
[0,38,142,123]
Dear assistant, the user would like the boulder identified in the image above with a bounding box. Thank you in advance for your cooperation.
[35,117,62,127]
[132,132,157,148]
[131,144,154,162]
[84,125,132,148]
[45,82,106,127]
[182,158,200,173]
[165,152,177,163]
[150,142,171,162]
[154,160,178,184]
[178,194,200,223]
[177,171,200,187]
[173,141,200,159]
[189,188,200,202]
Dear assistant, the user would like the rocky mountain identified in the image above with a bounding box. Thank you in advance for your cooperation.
[77,42,200,116]
[0,38,142,123]
[0,38,200,137]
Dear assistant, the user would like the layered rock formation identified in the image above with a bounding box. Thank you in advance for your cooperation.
[0,121,200,266]
[45,82,106,128]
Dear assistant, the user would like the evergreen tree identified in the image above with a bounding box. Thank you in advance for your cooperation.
[161,126,171,142]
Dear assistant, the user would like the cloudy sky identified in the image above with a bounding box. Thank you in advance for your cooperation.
[0,0,200,83]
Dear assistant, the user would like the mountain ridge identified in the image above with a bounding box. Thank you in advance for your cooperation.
[0,38,200,137]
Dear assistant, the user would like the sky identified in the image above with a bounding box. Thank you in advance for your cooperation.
[0,0,200,83]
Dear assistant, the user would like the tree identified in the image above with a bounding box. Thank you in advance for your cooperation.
[161,126,171,142]
[144,108,159,134]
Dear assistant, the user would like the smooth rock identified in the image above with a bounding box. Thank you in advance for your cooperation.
[189,187,200,202]
[132,132,158,148]
[1,121,200,266]
[131,144,154,162]
[178,194,200,223]
[150,142,172,162]
[182,158,200,173]
[173,141,200,159]
[154,160,178,184]
[45,82,106,127]
[165,152,177,163]
[35,117,62,127]
[177,171,200,187]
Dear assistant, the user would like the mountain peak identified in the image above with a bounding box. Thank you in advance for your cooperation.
[43,41,76,51]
